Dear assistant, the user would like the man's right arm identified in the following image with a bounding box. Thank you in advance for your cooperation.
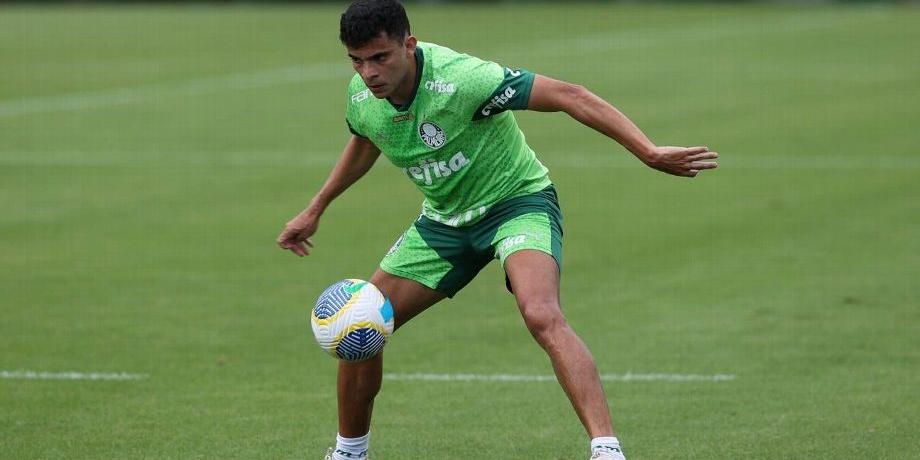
[277,135,381,257]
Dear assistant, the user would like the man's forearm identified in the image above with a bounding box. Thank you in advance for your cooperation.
[306,138,380,216]
[307,161,370,216]
[565,86,656,160]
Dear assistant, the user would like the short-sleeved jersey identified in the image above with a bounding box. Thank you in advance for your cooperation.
[345,42,552,227]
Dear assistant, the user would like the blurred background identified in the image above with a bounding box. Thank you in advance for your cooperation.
[1,1,917,459]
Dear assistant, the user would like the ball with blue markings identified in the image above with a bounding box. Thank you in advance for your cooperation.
[311,279,394,361]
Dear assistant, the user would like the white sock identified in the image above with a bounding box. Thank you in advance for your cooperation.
[591,436,625,458]
[332,432,369,460]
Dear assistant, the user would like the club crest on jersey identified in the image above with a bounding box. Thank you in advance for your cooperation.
[418,121,447,150]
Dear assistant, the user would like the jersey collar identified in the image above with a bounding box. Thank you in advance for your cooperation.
[387,46,424,112]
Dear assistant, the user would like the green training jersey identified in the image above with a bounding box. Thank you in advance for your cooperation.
[345,41,552,227]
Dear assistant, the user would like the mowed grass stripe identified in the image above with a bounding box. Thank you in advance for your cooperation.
[1,150,918,170]
[0,63,353,118]
[0,6,890,118]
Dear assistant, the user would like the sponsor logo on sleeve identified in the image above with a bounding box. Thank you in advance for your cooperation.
[480,86,517,117]
[351,89,370,103]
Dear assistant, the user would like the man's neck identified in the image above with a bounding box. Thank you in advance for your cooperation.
[387,51,417,107]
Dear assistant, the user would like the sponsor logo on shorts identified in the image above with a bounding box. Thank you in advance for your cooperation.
[386,233,406,256]
[498,235,527,257]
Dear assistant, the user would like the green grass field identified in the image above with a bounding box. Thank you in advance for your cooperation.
[1,3,918,459]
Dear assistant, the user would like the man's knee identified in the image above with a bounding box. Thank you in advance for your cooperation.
[519,300,569,346]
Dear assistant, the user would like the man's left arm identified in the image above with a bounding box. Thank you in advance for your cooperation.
[528,74,718,178]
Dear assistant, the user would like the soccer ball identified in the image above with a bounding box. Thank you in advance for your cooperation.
[310,279,394,361]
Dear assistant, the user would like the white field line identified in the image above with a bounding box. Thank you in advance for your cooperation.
[0,150,916,171]
[0,11,885,119]
[0,63,352,118]
[0,150,338,167]
[384,373,736,383]
[0,370,148,381]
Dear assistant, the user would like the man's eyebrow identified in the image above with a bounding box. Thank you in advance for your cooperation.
[348,51,390,60]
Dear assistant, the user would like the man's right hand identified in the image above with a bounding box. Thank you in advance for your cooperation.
[277,209,320,257]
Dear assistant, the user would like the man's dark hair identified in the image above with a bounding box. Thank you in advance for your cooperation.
[340,0,411,49]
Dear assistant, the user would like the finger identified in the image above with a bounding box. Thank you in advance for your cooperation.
[304,238,314,248]
[290,242,309,257]
[687,151,718,161]
[279,240,307,257]
[277,229,297,244]
[683,146,709,155]
[689,161,718,170]
[687,169,700,177]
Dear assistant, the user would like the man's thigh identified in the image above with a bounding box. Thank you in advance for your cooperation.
[369,268,446,330]
[504,249,561,307]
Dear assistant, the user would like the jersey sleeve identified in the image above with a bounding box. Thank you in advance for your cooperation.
[345,77,370,138]
[345,118,367,139]
[471,66,536,121]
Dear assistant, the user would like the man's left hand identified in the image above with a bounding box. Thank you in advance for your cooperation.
[640,146,719,178]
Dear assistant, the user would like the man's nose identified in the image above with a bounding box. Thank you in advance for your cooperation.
[358,63,380,80]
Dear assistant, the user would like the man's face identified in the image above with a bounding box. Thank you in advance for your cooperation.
[346,33,416,99]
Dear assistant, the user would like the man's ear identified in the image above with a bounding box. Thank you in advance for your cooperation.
[404,35,417,55]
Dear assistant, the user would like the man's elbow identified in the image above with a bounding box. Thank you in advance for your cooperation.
[560,82,590,116]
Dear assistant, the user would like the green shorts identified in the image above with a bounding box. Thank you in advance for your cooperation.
[379,186,563,298]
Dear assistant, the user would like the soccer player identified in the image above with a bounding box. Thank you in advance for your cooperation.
[277,1,718,459]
